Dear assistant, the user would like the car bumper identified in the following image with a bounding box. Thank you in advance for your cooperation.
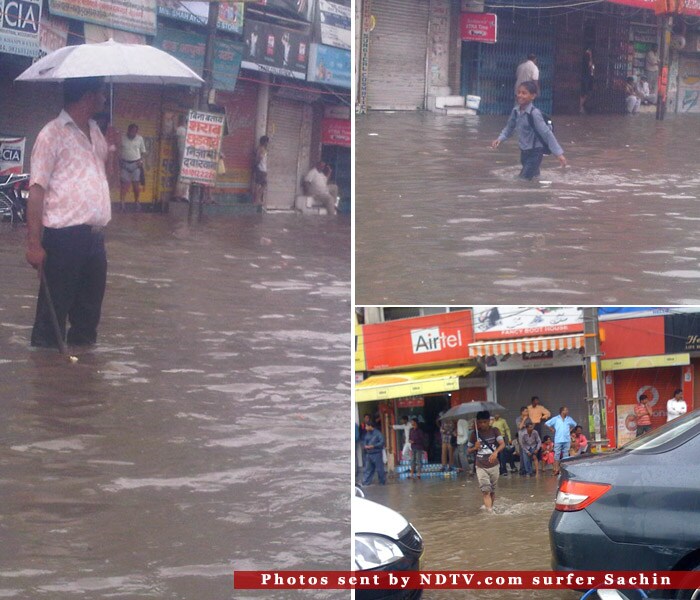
[550,509,682,572]
[356,556,423,600]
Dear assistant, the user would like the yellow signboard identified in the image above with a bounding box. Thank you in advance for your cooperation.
[355,315,366,372]
[601,353,690,372]
[355,366,476,403]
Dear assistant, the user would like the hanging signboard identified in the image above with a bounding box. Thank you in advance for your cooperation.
[318,0,350,49]
[253,0,315,21]
[179,110,225,187]
[48,0,156,36]
[307,43,350,88]
[460,12,497,44]
[321,118,350,147]
[242,19,310,80]
[156,0,244,35]
[0,137,26,175]
[0,0,41,57]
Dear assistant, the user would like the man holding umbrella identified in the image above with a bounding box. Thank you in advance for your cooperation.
[26,77,115,348]
[467,410,505,513]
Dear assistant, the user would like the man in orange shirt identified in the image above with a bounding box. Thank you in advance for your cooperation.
[527,395,552,439]
[634,394,653,437]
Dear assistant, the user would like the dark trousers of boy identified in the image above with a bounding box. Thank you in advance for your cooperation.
[363,450,386,485]
[31,225,107,347]
[520,148,545,181]
[498,446,517,475]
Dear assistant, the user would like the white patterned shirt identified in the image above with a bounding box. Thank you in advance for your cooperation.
[30,110,112,228]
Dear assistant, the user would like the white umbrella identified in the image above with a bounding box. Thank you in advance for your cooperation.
[15,39,204,86]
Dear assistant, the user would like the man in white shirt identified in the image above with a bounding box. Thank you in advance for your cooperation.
[636,75,656,105]
[515,54,539,96]
[667,388,687,422]
[645,45,660,95]
[120,123,147,209]
[303,161,336,215]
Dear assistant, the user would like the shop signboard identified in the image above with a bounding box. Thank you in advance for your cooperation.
[48,0,156,36]
[601,353,690,372]
[156,1,244,35]
[84,22,146,43]
[363,310,473,371]
[154,26,243,91]
[242,19,310,80]
[473,306,583,341]
[307,43,350,88]
[396,398,424,408]
[321,118,350,147]
[179,110,225,187]
[318,0,350,49]
[616,405,638,447]
[600,315,666,360]
[460,12,496,43]
[483,349,584,372]
[665,312,700,352]
[0,0,41,57]
[355,314,366,372]
[607,0,700,16]
[0,137,26,175]
[253,0,315,21]
[39,13,68,54]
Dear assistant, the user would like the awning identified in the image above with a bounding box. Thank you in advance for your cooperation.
[468,334,585,357]
[355,366,476,403]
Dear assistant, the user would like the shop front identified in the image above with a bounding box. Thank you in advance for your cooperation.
[468,306,590,433]
[356,310,484,468]
[599,310,700,445]
[356,366,487,466]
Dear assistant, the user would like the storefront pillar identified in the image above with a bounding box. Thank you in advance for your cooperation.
[255,74,271,143]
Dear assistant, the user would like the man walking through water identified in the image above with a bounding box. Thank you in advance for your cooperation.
[467,411,505,513]
[26,77,114,348]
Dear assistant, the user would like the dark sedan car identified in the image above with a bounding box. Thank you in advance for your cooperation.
[550,409,700,598]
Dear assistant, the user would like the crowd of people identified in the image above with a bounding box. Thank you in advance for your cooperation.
[357,388,689,512]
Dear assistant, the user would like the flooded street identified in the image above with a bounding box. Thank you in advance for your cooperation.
[362,476,580,600]
[0,211,350,599]
[356,112,700,305]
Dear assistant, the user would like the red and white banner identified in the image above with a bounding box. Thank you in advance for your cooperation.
[363,310,473,371]
[460,12,497,43]
[0,137,26,176]
[233,570,700,590]
[180,110,225,187]
[321,118,351,147]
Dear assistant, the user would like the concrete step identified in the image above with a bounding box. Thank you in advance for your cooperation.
[441,107,478,116]
[435,95,465,109]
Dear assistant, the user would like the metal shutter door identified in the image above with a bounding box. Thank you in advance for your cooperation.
[494,367,588,431]
[267,98,304,210]
[366,0,430,111]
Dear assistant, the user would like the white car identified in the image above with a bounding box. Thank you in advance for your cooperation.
[353,488,424,600]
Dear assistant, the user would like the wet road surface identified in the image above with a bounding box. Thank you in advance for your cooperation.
[356,112,700,305]
[361,474,580,600]
[0,211,350,599]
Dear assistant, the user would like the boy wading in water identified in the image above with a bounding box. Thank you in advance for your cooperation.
[491,80,568,180]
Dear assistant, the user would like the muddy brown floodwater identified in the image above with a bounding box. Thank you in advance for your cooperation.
[0,211,350,599]
[356,112,700,306]
[362,475,581,600]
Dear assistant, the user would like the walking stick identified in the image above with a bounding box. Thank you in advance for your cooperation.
[40,268,79,363]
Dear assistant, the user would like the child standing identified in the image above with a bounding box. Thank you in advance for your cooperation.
[491,80,568,181]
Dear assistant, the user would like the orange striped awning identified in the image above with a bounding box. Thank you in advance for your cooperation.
[468,334,585,357]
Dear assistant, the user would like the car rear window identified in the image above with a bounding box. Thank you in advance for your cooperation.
[621,410,700,452]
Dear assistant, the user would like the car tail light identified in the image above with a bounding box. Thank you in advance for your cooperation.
[555,480,611,512]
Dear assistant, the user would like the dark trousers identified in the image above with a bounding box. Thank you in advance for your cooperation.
[362,452,386,485]
[499,446,516,474]
[519,148,545,180]
[31,225,107,348]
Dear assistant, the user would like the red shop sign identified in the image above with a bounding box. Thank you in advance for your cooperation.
[460,12,497,44]
[321,118,351,147]
[397,398,425,408]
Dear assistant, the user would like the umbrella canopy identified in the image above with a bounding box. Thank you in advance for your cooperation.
[15,39,204,86]
[439,401,506,421]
